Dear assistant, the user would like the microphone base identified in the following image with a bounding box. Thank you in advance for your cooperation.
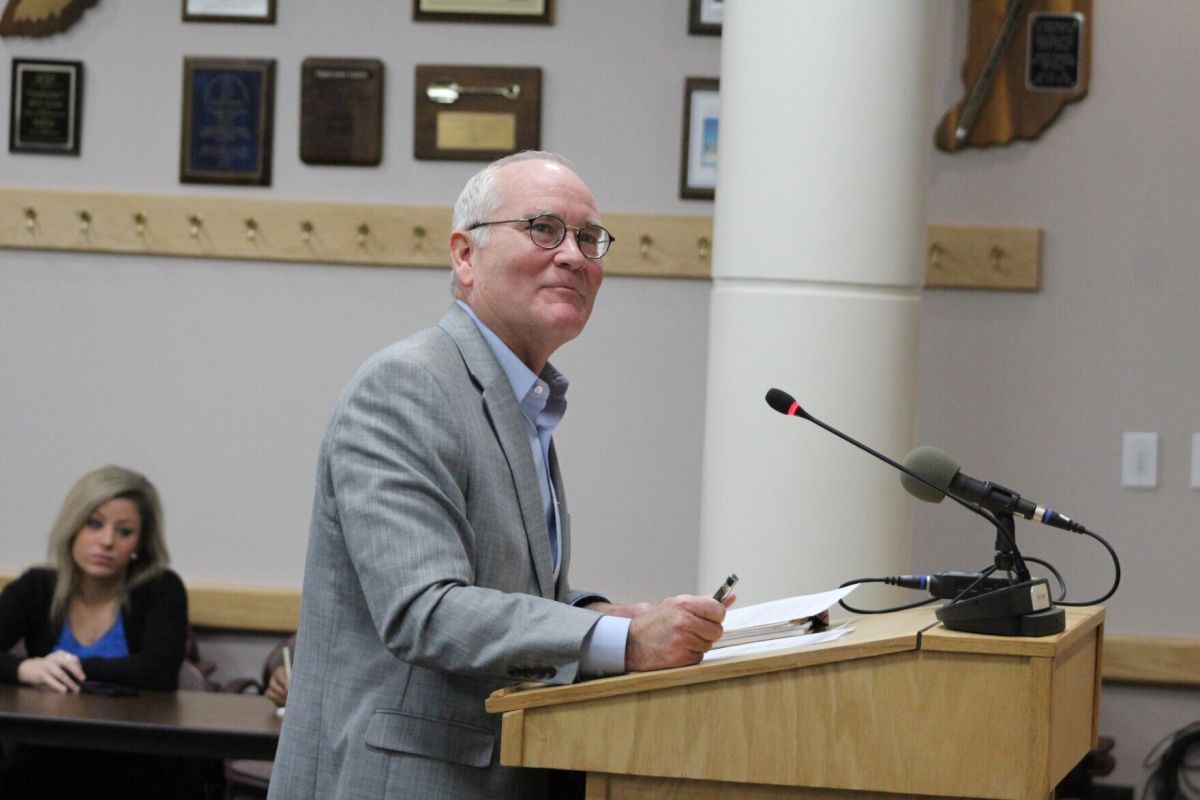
[937,606,1066,637]
[935,578,1067,637]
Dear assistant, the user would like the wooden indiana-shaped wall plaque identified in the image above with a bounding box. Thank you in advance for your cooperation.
[1,0,98,36]
[936,0,1091,152]
[414,65,541,161]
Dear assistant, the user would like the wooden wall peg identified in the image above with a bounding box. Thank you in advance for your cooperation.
[936,0,1091,152]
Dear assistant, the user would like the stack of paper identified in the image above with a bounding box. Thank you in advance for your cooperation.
[713,585,857,649]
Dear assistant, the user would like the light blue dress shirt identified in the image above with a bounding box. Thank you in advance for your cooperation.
[457,301,628,676]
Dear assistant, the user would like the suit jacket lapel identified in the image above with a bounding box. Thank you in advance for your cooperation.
[440,305,556,598]
[548,441,570,597]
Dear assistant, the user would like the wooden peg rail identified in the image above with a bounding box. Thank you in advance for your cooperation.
[0,188,715,280]
[2,188,1038,289]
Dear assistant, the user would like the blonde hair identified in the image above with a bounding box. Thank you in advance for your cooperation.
[46,465,170,622]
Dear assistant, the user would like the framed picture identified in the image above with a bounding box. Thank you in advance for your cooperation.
[680,77,719,200]
[182,0,276,24]
[688,0,723,35]
[9,59,83,155]
[413,0,551,25]
[180,57,275,185]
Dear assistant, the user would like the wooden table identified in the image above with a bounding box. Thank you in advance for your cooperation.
[0,685,281,760]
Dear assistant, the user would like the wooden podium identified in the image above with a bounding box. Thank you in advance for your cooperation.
[487,605,1104,800]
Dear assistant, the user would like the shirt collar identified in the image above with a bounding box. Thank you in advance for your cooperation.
[456,300,569,421]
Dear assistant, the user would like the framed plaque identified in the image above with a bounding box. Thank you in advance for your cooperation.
[1026,12,1084,91]
[182,0,276,23]
[688,0,723,36]
[301,58,384,166]
[414,65,540,161]
[9,59,83,155]
[679,77,719,200]
[413,0,551,25]
[180,57,275,185]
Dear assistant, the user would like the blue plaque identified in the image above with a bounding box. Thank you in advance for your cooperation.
[180,58,275,185]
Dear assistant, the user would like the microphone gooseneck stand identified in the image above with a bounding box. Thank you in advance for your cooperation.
[764,387,1066,637]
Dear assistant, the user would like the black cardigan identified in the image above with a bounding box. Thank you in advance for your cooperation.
[0,567,187,690]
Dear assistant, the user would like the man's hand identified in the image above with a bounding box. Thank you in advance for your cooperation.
[265,664,290,707]
[17,650,86,693]
[624,594,732,672]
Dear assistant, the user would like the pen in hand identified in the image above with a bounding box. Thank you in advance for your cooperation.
[712,573,738,602]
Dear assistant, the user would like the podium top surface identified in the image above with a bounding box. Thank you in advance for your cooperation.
[486,604,1104,714]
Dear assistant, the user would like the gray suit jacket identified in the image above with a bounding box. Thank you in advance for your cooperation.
[268,305,606,800]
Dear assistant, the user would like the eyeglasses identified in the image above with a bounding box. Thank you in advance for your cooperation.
[467,214,614,259]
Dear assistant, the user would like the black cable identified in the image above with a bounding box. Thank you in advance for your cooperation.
[1143,721,1200,799]
[1022,555,1067,601]
[1052,527,1120,606]
[836,577,939,615]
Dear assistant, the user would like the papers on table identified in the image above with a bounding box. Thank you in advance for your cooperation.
[703,623,854,662]
[702,585,858,662]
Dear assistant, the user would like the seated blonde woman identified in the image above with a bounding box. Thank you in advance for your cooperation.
[0,464,186,690]
[0,465,193,796]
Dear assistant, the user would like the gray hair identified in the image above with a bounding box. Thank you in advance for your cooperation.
[46,465,170,622]
[450,150,576,297]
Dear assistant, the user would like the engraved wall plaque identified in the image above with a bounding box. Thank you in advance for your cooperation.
[1027,13,1083,91]
[9,58,82,155]
[180,57,275,185]
[300,58,384,166]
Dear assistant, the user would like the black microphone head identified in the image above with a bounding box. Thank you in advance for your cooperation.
[900,445,961,503]
[765,388,801,416]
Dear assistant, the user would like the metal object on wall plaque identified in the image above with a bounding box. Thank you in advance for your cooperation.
[180,57,276,185]
[412,0,550,25]
[300,58,384,166]
[1,0,97,37]
[414,65,540,161]
[182,0,276,24]
[9,58,83,155]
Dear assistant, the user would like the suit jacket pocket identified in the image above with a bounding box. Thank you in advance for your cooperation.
[365,708,494,768]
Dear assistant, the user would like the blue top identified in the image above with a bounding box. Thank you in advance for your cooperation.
[53,612,130,659]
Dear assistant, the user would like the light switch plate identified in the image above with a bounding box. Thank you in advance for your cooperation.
[1121,432,1158,488]
[1191,433,1200,489]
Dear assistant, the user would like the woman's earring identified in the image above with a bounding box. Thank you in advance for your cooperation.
[130,552,140,561]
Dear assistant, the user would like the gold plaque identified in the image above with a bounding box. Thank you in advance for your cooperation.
[436,112,516,151]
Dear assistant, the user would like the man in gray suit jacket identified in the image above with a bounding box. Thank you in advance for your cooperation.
[268,152,731,799]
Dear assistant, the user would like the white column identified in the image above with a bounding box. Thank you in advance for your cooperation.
[698,2,935,604]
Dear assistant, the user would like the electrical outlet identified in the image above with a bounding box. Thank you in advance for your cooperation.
[1121,432,1158,488]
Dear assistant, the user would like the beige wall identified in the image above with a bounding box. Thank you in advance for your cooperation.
[920,2,1200,788]
[2,0,1196,790]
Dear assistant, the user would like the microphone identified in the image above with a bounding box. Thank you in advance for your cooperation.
[900,446,1088,534]
[764,388,1012,533]
[766,387,1070,637]
[764,386,1030,580]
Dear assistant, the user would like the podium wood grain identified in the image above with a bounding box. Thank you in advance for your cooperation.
[491,606,1104,800]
